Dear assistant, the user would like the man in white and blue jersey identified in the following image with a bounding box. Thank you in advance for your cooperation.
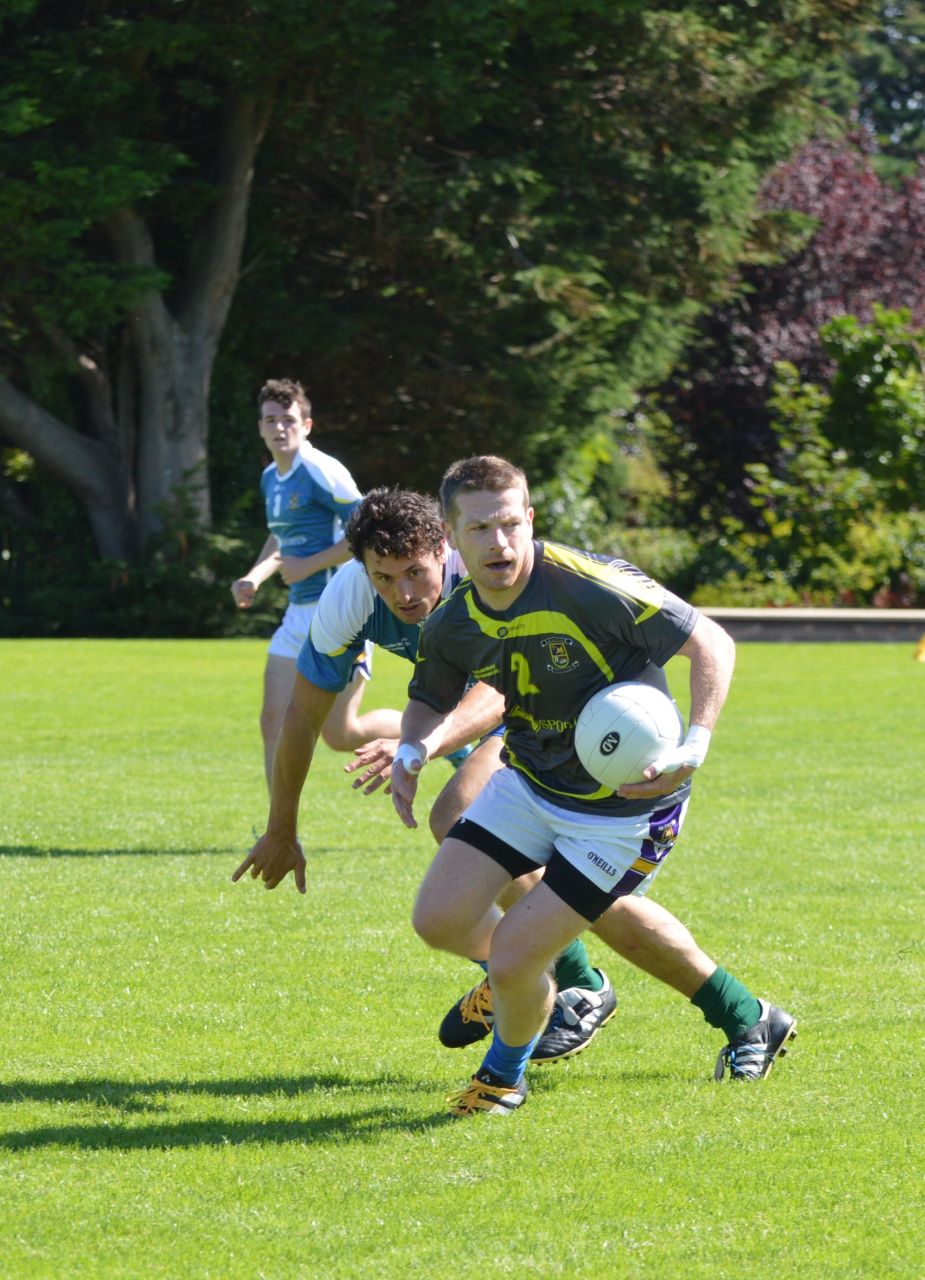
[392,456,797,1117]
[233,487,619,1063]
[231,379,401,787]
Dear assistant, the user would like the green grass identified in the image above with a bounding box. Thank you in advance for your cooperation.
[1,639,923,1278]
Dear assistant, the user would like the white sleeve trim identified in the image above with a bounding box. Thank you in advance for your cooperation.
[310,559,376,655]
[300,443,362,504]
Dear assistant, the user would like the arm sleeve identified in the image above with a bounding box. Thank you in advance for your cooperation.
[295,560,372,691]
[297,639,361,693]
[596,561,698,666]
[407,619,470,713]
[302,449,363,514]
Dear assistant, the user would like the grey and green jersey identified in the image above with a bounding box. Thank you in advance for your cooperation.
[409,540,698,817]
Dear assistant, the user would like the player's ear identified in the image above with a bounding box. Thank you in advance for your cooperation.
[437,539,449,563]
[442,521,458,550]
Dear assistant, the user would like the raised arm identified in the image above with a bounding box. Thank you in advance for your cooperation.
[232,672,337,892]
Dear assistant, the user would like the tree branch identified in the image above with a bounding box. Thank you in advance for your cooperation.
[102,206,175,363]
[0,378,109,503]
[181,90,277,349]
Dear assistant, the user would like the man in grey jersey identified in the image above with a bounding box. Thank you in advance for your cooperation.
[392,455,796,1117]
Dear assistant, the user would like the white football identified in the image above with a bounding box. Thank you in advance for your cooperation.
[574,681,684,789]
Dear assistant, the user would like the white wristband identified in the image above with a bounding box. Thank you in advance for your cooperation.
[682,725,712,767]
[395,742,427,775]
[649,724,712,776]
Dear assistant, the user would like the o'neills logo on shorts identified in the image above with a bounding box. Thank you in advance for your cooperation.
[587,850,618,877]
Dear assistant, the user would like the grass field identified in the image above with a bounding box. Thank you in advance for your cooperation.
[1,638,923,1279]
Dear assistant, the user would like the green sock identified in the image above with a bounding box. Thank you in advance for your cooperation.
[691,966,761,1040]
[553,938,603,992]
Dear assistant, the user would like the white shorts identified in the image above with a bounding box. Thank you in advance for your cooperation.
[269,601,373,679]
[449,765,688,922]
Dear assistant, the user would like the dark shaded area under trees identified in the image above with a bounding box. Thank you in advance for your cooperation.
[3,0,921,635]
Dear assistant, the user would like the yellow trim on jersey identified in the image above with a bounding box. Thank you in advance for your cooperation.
[307,620,350,657]
[463,592,615,681]
[505,741,615,803]
[544,542,665,624]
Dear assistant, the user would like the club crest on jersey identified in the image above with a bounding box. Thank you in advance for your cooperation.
[542,635,579,673]
[288,494,302,510]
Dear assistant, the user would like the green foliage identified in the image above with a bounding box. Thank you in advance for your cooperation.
[0,484,282,638]
[0,0,879,628]
[531,417,703,591]
[222,0,875,493]
[815,0,925,181]
[824,306,925,500]
[690,316,925,606]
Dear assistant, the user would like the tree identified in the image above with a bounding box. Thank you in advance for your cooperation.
[816,0,925,180]
[0,0,297,557]
[0,0,873,577]
[654,133,925,523]
[688,311,925,607]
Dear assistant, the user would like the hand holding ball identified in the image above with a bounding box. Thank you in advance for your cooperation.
[574,682,687,789]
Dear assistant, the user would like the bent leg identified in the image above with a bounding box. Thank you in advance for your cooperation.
[413,837,511,962]
[429,735,503,844]
[592,895,716,997]
[488,882,590,1047]
[428,737,543,912]
[321,671,402,751]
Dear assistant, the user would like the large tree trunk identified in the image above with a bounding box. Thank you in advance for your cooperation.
[0,93,271,561]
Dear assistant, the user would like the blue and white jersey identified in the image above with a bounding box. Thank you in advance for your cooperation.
[297,549,467,692]
[261,442,362,605]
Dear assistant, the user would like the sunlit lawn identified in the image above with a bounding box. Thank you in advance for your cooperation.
[1,639,922,1278]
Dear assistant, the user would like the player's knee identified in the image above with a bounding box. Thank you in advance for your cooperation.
[320,719,358,752]
[428,802,452,845]
[486,939,528,993]
[412,894,456,952]
[411,898,438,948]
[260,706,282,746]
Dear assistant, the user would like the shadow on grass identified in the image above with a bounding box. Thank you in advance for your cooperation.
[0,844,341,859]
[0,844,231,859]
[0,1071,457,1149]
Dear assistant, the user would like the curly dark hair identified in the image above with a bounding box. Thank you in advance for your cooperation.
[439,455,529,520]
[346,487,445,563]
[257,378,311,419]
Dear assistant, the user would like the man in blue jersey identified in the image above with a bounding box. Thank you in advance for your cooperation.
[233,486,619,1064]
[231,379,401,787]
[392,455,797,1117]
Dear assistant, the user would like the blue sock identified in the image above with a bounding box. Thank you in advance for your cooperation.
[479,1029,540,1086]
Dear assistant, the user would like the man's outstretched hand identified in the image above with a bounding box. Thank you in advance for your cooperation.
[343,737,398,795]
[232,831,307,893]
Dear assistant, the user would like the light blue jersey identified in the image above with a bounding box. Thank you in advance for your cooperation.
[298,550,467,692]
[261,443,362,605]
